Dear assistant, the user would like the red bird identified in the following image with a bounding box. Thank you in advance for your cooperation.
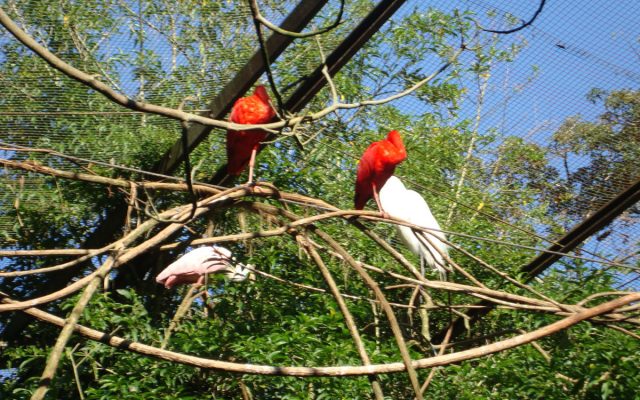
[354,130,407,212]
[226,85,276,183]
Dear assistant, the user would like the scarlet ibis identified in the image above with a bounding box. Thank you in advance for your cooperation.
[156,246,251,289]
[379,176,450,279]
[354,130,407,213]
[226,85,276,184]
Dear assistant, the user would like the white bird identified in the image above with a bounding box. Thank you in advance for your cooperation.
[379,176,450,280]
[156,246,251,289]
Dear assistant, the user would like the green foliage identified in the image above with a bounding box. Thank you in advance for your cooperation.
[551,89,640,222]
[426,270,640,399]
[1,1,638,399]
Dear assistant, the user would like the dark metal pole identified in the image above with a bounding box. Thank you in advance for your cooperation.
[154,0,329,174]
[434,177,640,343]
[208,0,408,185]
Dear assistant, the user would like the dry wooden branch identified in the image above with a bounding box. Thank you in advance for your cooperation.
[250,0,344,38]
[4,293,637,377]
[161,286,201,349]
[1,158,632,270]
[31,254,118,400]
[0,7,461,134]
[305,236,385,399]
[421,323,453,394]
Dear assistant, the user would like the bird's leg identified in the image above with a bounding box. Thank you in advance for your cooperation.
[196,274,210,317]
[372,182,390,219]
[246,147,258,187]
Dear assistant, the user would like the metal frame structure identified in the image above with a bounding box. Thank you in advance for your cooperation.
[2,0,637,351]
[1,0,409,341]
[435,177,640,342]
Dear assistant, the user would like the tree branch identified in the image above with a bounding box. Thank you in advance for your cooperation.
[479,0,547,34]
[4,292,637,377]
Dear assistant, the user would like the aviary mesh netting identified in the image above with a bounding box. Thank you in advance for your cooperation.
[1,0,639,398]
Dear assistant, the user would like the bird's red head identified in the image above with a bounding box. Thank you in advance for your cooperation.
[385,130,405,154]
[254,85,271,104]
[354,130,407,209]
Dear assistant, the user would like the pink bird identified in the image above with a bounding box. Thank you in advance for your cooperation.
[156,246,250,289]
[226,85,276,184]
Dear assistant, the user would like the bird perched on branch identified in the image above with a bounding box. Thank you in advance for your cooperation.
[226,85,276,184]
[354,130,407,213]
[379,176,450,280]
[156,246,251,289]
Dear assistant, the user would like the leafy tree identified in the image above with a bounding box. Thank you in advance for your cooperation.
[551,89,640,223]
[1,1,638,399]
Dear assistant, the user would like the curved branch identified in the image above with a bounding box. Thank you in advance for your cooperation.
[250,0,344,39]
[6,293,638,376]
[0,7,459,133]
[0,190,224,311]
[305,239,385,399]
[480,0,546,34]
[31,257,115,400]
[312,226,424,399]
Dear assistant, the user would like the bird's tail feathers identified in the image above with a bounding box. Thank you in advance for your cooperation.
[416,232,453,276]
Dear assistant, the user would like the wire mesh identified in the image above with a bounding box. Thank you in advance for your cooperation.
[0,0,638,324]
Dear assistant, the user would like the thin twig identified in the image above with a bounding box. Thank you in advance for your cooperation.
[479,0,547,34]
[251,0,344,38]
[305,234,385,399]
[420,323,453,395]
[0,8,460,133]
[161,286,201,349]
[65,348,85,400]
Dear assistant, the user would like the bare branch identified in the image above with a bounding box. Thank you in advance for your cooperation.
[5,293,637,377]
[305,236,385,399]
[479,0,547,34]
[31,256,116,400]
[0,7,460,133]
[250,0,345,39]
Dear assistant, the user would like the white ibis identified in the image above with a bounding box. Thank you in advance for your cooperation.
[379,176,450,280]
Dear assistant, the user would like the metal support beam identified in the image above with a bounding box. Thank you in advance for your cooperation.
[434,177,640,343]
[1,0,328,343]
[521,178,640,279]
[154,0,329,174]
[209,0,407,185]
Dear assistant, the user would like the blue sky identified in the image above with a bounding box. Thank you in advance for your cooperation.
[461,0,640,140]
[2,1,639,295]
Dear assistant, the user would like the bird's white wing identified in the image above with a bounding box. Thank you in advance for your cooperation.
[225,263,252,282]
[156,246,234,282]
[405,190,447,246]
[379,176,449,277]
[379,177,424,257]
[405,189,448,265]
